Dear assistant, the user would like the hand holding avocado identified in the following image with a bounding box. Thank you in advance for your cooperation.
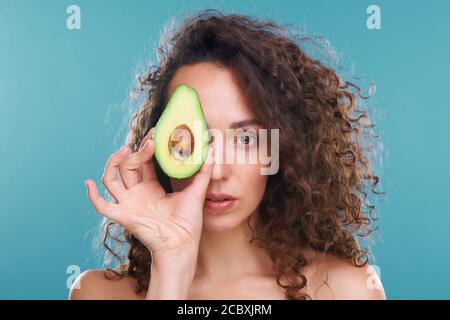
[84,126,215,262]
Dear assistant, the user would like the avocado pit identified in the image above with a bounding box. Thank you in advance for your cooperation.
[169,124,195,160]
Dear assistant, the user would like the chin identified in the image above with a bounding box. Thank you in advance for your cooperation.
[202,211,245,232]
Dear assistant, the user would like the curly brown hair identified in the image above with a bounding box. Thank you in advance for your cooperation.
[99,9,383,300]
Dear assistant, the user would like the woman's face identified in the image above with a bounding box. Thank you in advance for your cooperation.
[167,62,268,233]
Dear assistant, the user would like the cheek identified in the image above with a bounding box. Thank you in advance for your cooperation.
[235,164,267,206]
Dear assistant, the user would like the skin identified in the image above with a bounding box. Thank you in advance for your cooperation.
[70,62,386,300]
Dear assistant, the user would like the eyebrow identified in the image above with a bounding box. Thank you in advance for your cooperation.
[229,119,260,129]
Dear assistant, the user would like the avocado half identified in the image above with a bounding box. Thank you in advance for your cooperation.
[153,84,209,179]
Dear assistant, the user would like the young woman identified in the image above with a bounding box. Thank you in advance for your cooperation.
[70,9,386,300]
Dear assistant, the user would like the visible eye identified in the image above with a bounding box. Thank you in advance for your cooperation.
[239,135,253,145]
[234,130,258,147]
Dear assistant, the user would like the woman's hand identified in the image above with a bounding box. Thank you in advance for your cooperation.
[84,127,214,261]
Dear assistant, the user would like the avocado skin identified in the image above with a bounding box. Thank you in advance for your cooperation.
[153,84,209,179]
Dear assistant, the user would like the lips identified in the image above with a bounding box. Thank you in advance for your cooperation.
[205,193,237,201]
[204,193,237,212]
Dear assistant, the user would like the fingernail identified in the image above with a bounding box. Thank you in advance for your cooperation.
[150,128,155,140]
[84,180,89,190]
[140,139,152,151]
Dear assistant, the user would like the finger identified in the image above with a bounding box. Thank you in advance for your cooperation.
[140,128,157,182]
[184,142,215,199]
[102,146,129,202]
[85,179,120,222]
[138,127,155,151]
[148,127,155,140]
[142,155,157,182]
[119,138,155,188]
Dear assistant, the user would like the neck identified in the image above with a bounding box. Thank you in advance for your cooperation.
[194,213,274,283]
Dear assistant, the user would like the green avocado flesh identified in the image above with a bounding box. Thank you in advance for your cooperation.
[154,84,209,179]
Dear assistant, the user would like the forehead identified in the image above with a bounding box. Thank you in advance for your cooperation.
[166,62,259,129]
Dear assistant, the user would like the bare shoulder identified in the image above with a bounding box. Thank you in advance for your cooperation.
[68,269,146,300]
[303,251,386,300]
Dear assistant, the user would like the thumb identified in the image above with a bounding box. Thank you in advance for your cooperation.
[184,143,215,200]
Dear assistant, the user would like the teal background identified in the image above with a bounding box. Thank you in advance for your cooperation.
[1,0,449,299]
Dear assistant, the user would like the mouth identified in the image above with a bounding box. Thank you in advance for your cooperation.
[204,193,237,212]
